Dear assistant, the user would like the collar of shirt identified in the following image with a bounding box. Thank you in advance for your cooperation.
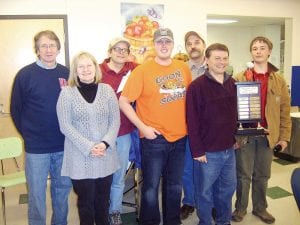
[253,70,269,82]
[188,60,206,79]
[205,70,231,83]
[189,60,206,70]
[36,59,57,69]
[100,58,137,76]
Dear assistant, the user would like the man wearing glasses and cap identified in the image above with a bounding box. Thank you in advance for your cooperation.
[100,37,138,225]
[119,28,192,225]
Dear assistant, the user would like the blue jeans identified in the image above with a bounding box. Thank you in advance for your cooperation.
[182,138,195,207]
[110,133,132,213]
[25,152,72,225]
[139,135,186,225]
[194,148,236,225]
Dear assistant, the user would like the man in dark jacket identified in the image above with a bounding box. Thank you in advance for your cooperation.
[186,43,237,225]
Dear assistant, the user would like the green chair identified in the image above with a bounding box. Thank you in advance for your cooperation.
[0,137,26,225]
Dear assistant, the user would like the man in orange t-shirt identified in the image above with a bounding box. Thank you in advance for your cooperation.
[119,28,192,225]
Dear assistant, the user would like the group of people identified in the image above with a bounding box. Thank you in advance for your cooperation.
[9,27,291,225]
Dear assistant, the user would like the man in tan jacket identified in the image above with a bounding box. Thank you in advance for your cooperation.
[232,36,291,224]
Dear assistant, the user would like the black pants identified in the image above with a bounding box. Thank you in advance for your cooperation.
[72,175,113,225]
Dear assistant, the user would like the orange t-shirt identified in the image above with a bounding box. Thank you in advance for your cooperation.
[121,59,192,142]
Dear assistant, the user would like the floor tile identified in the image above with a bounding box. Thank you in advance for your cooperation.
[267,186,293,199]
[121,212,138,225]
[18,193,28,204]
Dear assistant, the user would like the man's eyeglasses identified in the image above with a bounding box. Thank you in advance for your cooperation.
[113,47,130,54]
[40,44,57,50]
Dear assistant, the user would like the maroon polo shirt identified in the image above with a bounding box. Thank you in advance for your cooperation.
[100,58,138,136]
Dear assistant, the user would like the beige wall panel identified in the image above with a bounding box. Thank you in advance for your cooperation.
[0,115,20,138]
[0,18,65,138]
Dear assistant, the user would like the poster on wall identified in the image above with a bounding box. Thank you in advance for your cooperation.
[121,3,164,63]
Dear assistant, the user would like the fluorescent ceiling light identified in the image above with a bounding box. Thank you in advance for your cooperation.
[207,19,238,24]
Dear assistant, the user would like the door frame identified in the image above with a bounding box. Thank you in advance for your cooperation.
[0,14,70,67]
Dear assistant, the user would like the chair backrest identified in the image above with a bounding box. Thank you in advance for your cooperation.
[0,137,23,160]
[291,167,300,210]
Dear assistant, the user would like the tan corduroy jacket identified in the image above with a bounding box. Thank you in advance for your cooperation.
[234,63,292,149]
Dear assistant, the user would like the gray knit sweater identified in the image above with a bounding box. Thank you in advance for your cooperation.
[56,83,120,179]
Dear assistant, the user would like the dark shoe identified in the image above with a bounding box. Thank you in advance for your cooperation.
[212,207,217,221]
[109,211,123,225]
[252,210,275,224]
[180,204,195,220]
[231,209,247,222]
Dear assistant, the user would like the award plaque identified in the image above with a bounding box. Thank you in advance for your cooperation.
[235,82,268,135]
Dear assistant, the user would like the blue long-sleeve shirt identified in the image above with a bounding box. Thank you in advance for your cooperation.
[10,62,69,153]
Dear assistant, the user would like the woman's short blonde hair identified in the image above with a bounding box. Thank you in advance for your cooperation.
[68,51,102,87]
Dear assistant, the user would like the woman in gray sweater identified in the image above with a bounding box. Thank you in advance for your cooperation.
[56,51,120,225]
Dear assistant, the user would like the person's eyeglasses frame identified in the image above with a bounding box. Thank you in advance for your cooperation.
[112,46,130,54]
[39,44,58,50]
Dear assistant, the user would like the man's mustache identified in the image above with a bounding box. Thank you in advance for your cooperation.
[190,48,201,54]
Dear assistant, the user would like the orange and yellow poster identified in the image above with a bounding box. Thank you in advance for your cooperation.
[121,3,164,63]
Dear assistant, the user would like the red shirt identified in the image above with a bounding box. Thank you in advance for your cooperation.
[100,58,138,136]
[253,70,269,128]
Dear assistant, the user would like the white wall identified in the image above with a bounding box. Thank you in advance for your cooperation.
[208,25,281,75]
[208,26,252,75]
[0,0,299,83]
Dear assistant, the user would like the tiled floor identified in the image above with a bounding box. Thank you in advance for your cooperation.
[1,155,299,225]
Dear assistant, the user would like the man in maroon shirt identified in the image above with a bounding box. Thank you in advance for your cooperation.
[100,37,138,225]
[186,43,237,225]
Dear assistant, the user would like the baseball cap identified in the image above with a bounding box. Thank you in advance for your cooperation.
[108,37,130,51]
[184,31,205,45]
[153,28,174,42]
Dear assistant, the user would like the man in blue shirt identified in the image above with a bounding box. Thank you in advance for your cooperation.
[180,31,206,220]
[10,30,71,225]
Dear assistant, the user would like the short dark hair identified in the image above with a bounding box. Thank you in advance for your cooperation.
[34,30,61,54]
[205,43,229,58]
[250,36,273,51]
